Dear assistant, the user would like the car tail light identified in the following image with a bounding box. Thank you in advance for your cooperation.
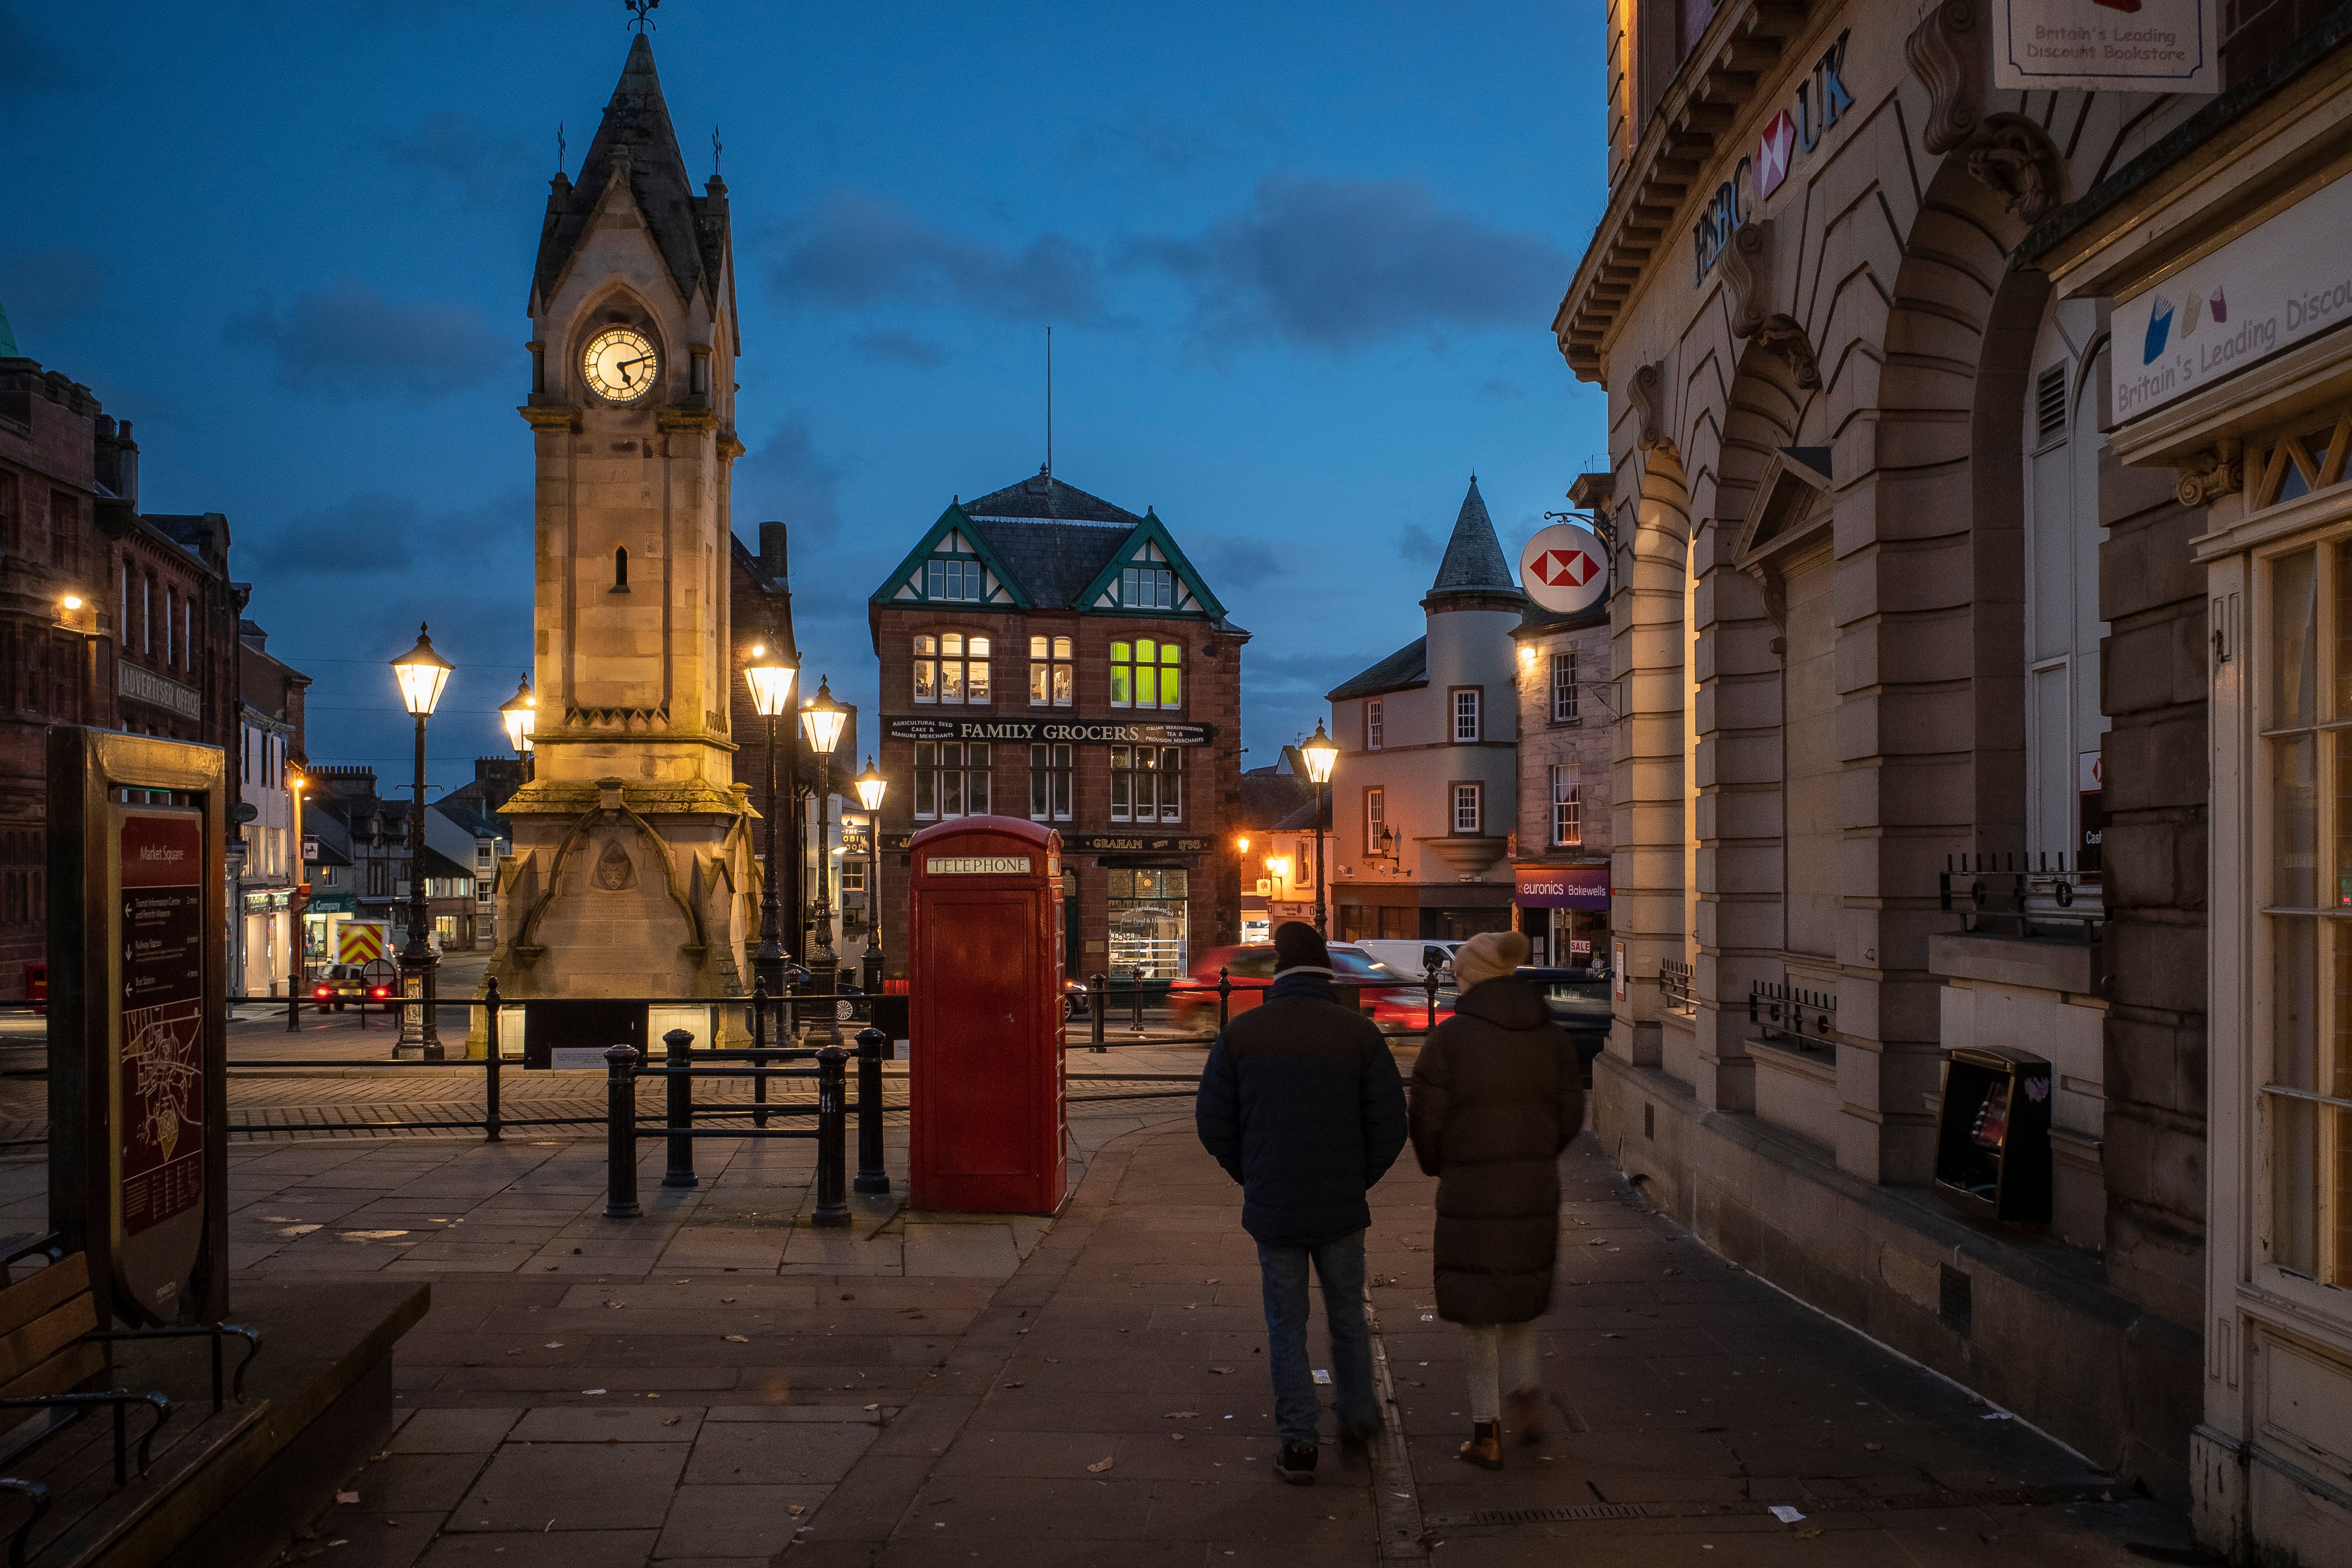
[370,987,390,1000]
[313,986,331,1000]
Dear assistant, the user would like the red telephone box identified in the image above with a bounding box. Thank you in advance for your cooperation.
[907,816,1067,1214]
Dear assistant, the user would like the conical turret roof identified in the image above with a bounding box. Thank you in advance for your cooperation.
[1428,477,1518,595]
[0,296,18,359]
[532,34,721,310]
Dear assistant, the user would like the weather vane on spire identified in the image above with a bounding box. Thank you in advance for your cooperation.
[712,126,723,177]
[626,0,659,32]
[557,123,567,176]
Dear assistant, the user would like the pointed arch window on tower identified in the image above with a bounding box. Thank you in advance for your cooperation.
[613,546,630,591]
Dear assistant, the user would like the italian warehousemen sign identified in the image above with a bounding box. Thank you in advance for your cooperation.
[2113,167,2352,422]
[1993,0,2218,92]
[47,727,230,1326]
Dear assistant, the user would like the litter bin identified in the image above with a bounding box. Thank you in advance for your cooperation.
[1932,1045,2052,1223]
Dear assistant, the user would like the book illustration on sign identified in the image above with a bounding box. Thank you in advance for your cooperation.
[2143,294,2174,362]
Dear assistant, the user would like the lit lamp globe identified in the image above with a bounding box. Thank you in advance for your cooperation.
[1300,722,1339,785]
[390,624,454,718]
[852,757,887,813]
[744,643,797,719]
[799,677,849,757]
[499,674,537,755]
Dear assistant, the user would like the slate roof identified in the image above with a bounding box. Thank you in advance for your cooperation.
[1272,794,1332,832]
[533,35,721,310]
[1513,603,1609,638]
[1430,477,1519,594]
[1328,637,1428,701]
[1237,767,1313,830]
[960,471,1146,613]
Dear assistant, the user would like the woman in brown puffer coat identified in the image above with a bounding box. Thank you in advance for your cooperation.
[1408,929,1586,1469]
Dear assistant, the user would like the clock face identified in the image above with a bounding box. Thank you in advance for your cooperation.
[582,327,659,404]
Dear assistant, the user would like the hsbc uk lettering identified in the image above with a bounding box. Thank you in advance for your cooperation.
[1693,30,1853,286]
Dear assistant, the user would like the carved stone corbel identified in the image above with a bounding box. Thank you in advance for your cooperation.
[1906,0,1986,155]
[1629,360,1673,453]
[1722,220,1772,340]
[1964,114,2064,222]
[2174,440,2244,507]
[1750,315,1822,390]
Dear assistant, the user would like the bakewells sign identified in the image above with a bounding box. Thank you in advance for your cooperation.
[1993,0,2217,93]
[888,716,1214,746]
[2113,167,2352,422]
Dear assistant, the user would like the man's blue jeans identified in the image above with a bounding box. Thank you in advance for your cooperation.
[1255,1229,1378,1447]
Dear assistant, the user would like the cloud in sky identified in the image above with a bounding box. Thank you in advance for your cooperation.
[1064,104,1282,176]
[765,190,1102,323]
[1128,175,1571,350]
[381,110,535,210]
[1192,531,1280,584]
[0,6,72,96]
[1396,522,1439,560]
[0,248,109,334]
[735,418,843,541]
[225,281,507,400]
[242,487,529,579]
[854,328,948,368]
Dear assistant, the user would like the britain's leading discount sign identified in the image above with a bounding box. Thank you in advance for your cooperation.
[1520,523,1609,615]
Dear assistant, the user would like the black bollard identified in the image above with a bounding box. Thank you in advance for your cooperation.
[813,1044,850,1227]
[750,978,770,1130]
[1217,966,1231,1030]
[1089,972,1106,1053]
[483,976,503,1142]
[1424,963,1440,1032]
[1130,964,1146,1035]
[604,1044,642,1219]
[854,1025,890,1195]
[662,1028,698,1189]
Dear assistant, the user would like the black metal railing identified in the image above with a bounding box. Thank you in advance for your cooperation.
[1938,852,2104,939]
[1659,958,1695,1015]
[1750,979,1835,1052]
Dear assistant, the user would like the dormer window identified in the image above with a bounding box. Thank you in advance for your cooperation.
[1111,638,1182,710]
[1121,565,1174,609]
[913,632,991,705]
[928,559,985,602]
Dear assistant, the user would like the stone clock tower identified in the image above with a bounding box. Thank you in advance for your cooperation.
[484,34,757,1029]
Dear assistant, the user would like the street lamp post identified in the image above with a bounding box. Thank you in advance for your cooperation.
[287,768,308,1015]
[852,758,887,994]
[499,674,537,783]
[1300,722,1339,939]
[390,624,453,1060]
[799,678,849,985]
[743,644,799,1003]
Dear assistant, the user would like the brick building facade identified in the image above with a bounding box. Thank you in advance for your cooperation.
[866,471,1247,983]
[1,343,239,998]
[1509,591,1611,968]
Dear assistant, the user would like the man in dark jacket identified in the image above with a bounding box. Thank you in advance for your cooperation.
[1197,922,1408,1486]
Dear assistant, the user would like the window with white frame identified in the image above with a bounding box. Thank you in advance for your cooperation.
[1364,786,1385,854]
[1452,688,1481,742]
[2261,540,2352,1287]
[1367,699,1384,750]
[1029,635,1073,707]
[1111,745,1182,823]
[912,632,991,705]
[912,741,991,820]
[1029,742,1073,822]
[927,558,986,601]
[1111,638,1182,709]
[1551,651,1578,722]
[1452,782,1482,834]
[1550,764,1580,846]
[1120,565,1174,608]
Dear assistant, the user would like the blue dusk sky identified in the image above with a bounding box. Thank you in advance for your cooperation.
[2,0,1609,791]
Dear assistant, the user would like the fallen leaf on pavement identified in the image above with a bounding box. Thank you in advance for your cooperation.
[863,1403,880,1411]
[721,1297,736,1303]
[662,1416,682,1426]
[724,1335,750,1343]
[1086,1457,1114,1473]
[545,1342,563,1348]
[1863,1442,1881,1451]
[1209,1367,1233,1375]
[1002,1381,1025,1389]
[335,1492,359,1505]
[1795,1526,1823,1539]
[1163,1412,1200,1419]
[788,1504,806,1516]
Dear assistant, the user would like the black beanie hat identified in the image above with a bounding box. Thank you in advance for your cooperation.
[1272,920,1331,975]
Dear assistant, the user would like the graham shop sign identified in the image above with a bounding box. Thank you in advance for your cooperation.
[2113,167,2352,423]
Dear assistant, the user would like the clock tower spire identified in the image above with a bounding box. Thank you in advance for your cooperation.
[487,33,757,1022]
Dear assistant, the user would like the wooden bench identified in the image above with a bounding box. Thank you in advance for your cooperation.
[0,1243,257,1568]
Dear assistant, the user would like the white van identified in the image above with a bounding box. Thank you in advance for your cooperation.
[1354,939,1459,985]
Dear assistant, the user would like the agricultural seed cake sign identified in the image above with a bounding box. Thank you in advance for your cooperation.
[2113,167,2352,423]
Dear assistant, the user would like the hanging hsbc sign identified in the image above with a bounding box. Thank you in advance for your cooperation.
[1694,30,1853,284]
[1520,524,1609,615]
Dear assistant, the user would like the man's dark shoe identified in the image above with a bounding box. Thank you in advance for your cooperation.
[1338,1419,1381,1453]
[1276,1442,1319,1485]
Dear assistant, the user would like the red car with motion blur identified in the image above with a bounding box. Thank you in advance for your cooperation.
[1167,942,1454,1032]
[312,962,395,1012]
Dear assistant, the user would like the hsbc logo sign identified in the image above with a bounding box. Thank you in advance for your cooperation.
[1695,29,1854,283]
[1520,524,1609,615]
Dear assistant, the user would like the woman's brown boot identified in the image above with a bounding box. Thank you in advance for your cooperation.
[1507,1387,1548,1445]
[1457,1420,1503,1469]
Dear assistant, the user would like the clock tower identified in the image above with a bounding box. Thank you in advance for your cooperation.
[486,33,758,1025]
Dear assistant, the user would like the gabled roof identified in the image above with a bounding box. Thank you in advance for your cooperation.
[1069,509,1228,619]
[962,470,1142,526]
[1328,637,1428,701]
[532,35,721,311]
[1429,477,1519,595]
[870,504,1035,610]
